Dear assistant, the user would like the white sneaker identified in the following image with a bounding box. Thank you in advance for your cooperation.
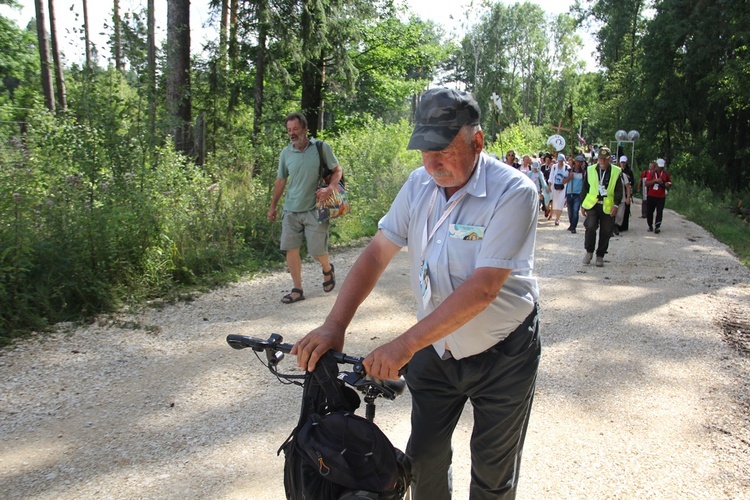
[582,252,593,264]
[595,256,604,267]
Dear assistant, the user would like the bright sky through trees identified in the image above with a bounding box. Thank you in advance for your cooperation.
[1,0,598,70]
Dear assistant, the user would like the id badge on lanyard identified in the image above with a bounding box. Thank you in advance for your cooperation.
[598,169,608,197]
[419,260,431,309]
[420,187,466,309]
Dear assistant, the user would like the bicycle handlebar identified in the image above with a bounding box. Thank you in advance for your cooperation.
[227,333,364,365]
[226,334,406,399]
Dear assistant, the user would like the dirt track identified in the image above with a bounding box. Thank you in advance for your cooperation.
[1,202,749,499]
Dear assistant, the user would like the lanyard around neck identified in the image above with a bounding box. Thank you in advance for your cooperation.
[598,167,607,186]
[421,185,466,261]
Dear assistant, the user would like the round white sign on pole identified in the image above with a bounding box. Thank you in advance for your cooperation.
[547,134,566,151]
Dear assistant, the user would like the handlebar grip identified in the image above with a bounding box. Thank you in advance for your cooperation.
[226,334,294,353]
[226,334,252,350]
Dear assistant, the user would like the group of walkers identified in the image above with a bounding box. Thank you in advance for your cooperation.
[504,146,672,267]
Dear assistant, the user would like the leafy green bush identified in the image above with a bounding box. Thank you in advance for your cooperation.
[0,111,420,343]
[326,118,420,239]
[488,118,548,158]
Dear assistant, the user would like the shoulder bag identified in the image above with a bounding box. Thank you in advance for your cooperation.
[315,140,350,223]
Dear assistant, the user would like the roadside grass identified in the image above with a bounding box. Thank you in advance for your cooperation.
[666,178,750,269]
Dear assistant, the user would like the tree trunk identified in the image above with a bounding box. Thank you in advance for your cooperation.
[34,0,55,111]
[301,57,322,138]
[249,0,269,176]
[219,0,229,73]
[318,58,326,132]
[166,0,192,155]
[253,0,268,139]
[82,0,91,69]
[300,0,322,137]
[147,0,156,136]
[226,0,239,115]
[47,0,66,110]
[113,0,122,71]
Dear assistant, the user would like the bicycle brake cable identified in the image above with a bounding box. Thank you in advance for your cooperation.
[253,350,305,386]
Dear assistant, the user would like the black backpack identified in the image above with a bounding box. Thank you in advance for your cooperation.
[280,352,410,499]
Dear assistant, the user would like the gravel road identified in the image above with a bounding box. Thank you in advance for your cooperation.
[2,203,749,499]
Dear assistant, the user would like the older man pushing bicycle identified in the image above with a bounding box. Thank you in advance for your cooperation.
[293,88,541,499]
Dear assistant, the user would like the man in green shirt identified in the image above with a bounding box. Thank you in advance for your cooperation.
[268,113,343,303]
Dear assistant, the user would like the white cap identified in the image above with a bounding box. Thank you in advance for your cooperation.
[656,158,666,167]
[619,155,628,163]
[531,160,540,170]
[557,153,565,161]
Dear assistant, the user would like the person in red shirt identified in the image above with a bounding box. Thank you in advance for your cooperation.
[644,158,672,234]
[637,161,655,218]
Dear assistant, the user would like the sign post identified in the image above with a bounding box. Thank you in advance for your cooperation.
[549,119,571,154]
[489,92,502,143]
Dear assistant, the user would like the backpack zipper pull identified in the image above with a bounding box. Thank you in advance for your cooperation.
[316,451,330,476]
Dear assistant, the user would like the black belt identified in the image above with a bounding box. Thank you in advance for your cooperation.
[443,303,539,360]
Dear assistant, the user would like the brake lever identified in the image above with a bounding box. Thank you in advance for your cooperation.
[340,372,401,400]
[263,333,285,367]
[266,349,284,367]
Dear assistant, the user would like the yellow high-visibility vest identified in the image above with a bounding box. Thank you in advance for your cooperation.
[582,164,622,214]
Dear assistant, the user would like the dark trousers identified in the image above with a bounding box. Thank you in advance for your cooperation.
[405,305,541,500]
[647,196,666,229]
[641,197,648,217]
[584,203,615,257]
[566,193,581,230]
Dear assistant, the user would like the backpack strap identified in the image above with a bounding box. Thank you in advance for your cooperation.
[311,351,354,413]
[315,140,330,180]
[276,351,358,457]
[278,369,320,456]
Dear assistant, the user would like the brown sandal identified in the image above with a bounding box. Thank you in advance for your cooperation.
[281,288,305,304]
[322,264,335,293]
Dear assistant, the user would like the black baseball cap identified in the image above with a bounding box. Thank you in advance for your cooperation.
[407,88,481,151]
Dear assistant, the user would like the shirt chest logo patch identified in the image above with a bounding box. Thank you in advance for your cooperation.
[449,224,485,240]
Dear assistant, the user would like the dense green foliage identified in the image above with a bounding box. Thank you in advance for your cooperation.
[577,0,750,190]
[489,119,549,159]
[1,0,748,343]
[0,98,418,342]
[455,2,585,140]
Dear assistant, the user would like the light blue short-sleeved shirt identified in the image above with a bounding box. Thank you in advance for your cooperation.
[378,153,539,360]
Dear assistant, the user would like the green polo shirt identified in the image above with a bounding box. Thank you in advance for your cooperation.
[277,137,339,212]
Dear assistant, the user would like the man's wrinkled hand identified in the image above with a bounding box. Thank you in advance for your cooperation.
[316,186,333,200]
[291,325,345,372]
[363,337,414,381]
